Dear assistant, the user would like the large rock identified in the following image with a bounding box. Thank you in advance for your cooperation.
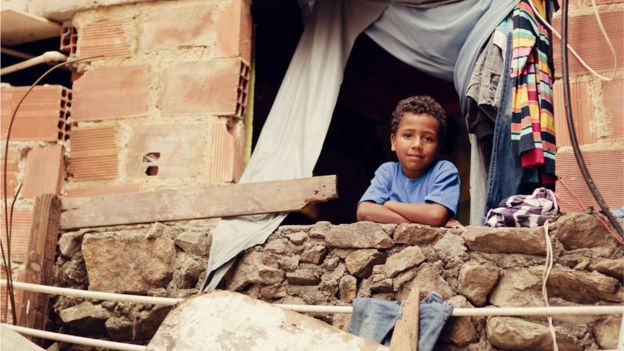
[458,262,500,306]
[58,231,84,257]
[286,269,321,285]
[594,316,622,349]
[345,249,385,278]
[172,254,204,289]
[300,243,328,264]
[393,223,442,245]
[174,231,211,257]
[225,251,283,291]
[557,214,618,250]
[486,317,553,351]
[325,222,393,249]
[59,302,110,334]
[398,263,453,300]
[441,296,478,347]
[489,268,543,307]
[106,305,171,342]
[592,258,624,280]
[463,226,546,255]
[547,267,620,303]
[82,232,176,294]
[339,275,357,302]
[384,246,426,278]
[146,291,387,351]
[265,238,301,254]
[433,233,467,264]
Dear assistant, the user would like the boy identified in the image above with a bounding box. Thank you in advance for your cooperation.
[356,96,461,227]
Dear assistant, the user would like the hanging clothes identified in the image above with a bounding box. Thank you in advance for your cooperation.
[510,0,556,185]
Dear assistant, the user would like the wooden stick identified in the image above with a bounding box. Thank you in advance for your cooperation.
[61,175,337,229]
[390,287,420,351]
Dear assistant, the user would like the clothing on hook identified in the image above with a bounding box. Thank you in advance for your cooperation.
[485,187,559,227]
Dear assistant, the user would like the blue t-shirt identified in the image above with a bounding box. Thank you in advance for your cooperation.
[359,160,460,217]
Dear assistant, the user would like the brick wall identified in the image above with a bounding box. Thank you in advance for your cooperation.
[551,1,624,213]
[64,0,250,197]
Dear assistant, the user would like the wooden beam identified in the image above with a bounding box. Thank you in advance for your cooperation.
[19,195,61,343]
[61,175,337,230]
[390,287,420,351]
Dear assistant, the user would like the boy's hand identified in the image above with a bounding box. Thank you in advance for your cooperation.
[444,218,463,228]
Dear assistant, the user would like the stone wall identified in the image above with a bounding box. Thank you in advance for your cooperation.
[52,214,623,350]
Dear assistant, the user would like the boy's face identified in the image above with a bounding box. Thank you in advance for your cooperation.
[391,112,440,179]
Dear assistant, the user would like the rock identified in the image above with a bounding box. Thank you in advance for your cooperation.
[486,317,552,351]
[174,231,211,257]
[594,316,621,349]
[370,275,393,293]
[489,268,543,307]
[278,255,300,272]
[287,285,331,305]
[384,246,426,278]
[82,232,176,294]
[286,231,308,245]
[441,296,478,347]
[325,222,393,249]
[259,284,288,300]
[225,251,283,291]
[322,263,346,286]
[172,254,204,289]
[357,276,372,298]
[265,238,301,254]
[434,233,468,264]
[145,222,173,239]
[344,249,385,278]
[471,252,546,269]
[547,267,620,303]
[286,269,321,285]
[106,305,171,342]
[58,231,84,257]
[54,252,88,288]
[339,275,357,302]
[463,226,546,255]
[322,257,340,270]
[458,262,500,306]
[59,302,110,334]
[592,258,624,280]
[398,263,453,300]
[557,213,618,250]
[393,223,442,245]
[300,244,327,264]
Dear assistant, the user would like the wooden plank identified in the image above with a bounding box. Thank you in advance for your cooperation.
[19,195,61,344]
[390,287,420,351]
[61,175,337,229]
[0,9,60,46]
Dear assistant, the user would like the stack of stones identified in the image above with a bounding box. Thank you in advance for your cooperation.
[52,214,623,350]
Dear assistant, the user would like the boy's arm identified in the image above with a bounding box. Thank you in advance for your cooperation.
[383,201,450,227]
[357,201,410,224]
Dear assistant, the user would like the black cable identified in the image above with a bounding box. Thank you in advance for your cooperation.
[560,0,624,239]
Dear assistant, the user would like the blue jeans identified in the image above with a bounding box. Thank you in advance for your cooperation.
[484,24,524,217]
[348,292,453,350]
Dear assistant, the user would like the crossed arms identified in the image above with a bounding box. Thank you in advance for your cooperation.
[356,201,457,227]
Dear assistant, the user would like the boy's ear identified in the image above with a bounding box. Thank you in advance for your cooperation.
[390,134,396,151]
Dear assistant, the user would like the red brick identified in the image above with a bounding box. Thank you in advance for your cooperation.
[125,123,212,179]
[552,11,624,77]
[138,3,217,52]
[0,266,25,323]
[22,144,65,198]
[68,126,118,181]
[217,0,252,61]
[230,120,246,182]
[0,207,33,263]
[78,19,132,58]
[556,149,624,212]
[158,58,246,116]
[60,21,77,56]
[72,65,150,121]
[1,151,19,200]
[602,77,624,143]
[65,183,140,197]
[553,80,595,147]
[1,85,70,142]
[206,119,235,183]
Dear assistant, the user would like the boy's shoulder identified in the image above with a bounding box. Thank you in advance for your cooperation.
[376,161,400,174]
[432,159,459,174]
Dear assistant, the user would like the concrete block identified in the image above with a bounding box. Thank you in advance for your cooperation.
[68,126,118,180]
[1,85,71,142]
[553,11,624,77]
[138,2,217,52]
[72,64,149,121]
[22,144,65,198]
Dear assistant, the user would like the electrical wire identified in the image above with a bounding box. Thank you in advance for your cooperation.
[560,0,624,241]
[1,56,102,325]
[528,0,617,81]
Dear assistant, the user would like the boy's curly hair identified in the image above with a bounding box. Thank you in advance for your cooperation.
[391,96,447,145]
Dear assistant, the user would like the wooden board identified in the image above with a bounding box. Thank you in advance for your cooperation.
[1,9,60,46]
[19,195,61,343]
[390,287,420,351]
[61,175,337,229]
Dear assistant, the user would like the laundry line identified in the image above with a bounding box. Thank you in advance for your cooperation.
[3,280,624,317]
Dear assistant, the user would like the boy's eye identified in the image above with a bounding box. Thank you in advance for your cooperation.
[402,133,412,139]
